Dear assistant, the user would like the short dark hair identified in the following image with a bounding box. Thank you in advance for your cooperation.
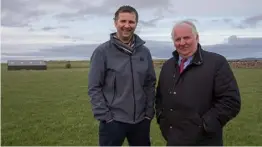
[114,5,139,22]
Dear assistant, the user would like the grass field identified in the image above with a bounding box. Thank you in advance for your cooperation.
[1,62,262,146]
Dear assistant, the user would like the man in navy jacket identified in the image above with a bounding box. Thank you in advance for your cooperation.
[155,20,241,146]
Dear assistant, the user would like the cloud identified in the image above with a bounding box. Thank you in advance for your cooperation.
[173,18,198,24]
[1,0,174,27]
[139,16,165,27]
[1,27,70,44]
[39,26,69,31]
[1,0,53,27]
[230,14,262,29]
[1,0,85,27]
[2,37,262,62]
[56,0,174,22]
[227,35,262,45]
[41,27,57,31]
[242,14,262,28]
[167,0,262,17]
[1,0,261,59]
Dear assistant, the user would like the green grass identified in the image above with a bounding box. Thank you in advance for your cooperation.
[1,62,262,146]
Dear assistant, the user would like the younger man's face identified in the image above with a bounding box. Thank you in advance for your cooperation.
[114,12,137,41]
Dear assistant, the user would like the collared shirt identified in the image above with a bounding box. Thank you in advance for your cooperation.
[178,56,193,70]
[113,34,135,48]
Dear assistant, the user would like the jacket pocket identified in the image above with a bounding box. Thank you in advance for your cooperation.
[109,74,117,105]
[168,111,204,145]
[103,70,117,107]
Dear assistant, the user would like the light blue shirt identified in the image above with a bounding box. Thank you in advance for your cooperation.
[178,56,193,70]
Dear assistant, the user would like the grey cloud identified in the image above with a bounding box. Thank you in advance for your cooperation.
[3,37,262,61]
[233,24,246,29]
[168,0,262,17]
[41,26,69,31]
[56,0,174,21]
[1,8,46,27]
[186,19,198,23]
[210,15,262,29]
[172,18,199,25]
[211,19,220,22]
[104,0,171,8]
[61,35,85,42]
[42,27,57,31]
[1,0,66,27]
[223,18,233,23]
[211,18,233,24]
[231,14,262,29]
[56,13,95,21]
[28,26,69,32]
[62,35,71,39]
[2,0,174,27]
[139,16,165,27]
[242,14,262,28]
[227,35,262,45]
[1,0,76,27]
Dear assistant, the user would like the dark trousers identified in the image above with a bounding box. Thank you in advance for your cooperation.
[99,119,151,146]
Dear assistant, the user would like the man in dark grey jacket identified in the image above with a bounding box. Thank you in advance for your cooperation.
[88,5,156,146]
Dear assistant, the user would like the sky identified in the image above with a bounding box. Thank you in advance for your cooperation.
[1,0,262,61]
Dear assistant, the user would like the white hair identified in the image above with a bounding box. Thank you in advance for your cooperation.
[171,20,198,40]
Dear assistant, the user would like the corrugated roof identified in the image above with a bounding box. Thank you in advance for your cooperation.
[7,60,47,66]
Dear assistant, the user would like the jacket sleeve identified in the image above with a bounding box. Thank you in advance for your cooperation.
[88,48,112,122]
[155,79,163,124]
[144,51,157,119]
[202,57,241,133]
[155,63,164,124]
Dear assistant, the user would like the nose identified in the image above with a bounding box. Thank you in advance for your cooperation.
[124,22,131,28]
[180,39,186,45]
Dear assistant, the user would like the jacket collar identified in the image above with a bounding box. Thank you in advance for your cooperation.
[109,32,145,55]
[172,43,204,65]
[110,32,145,48]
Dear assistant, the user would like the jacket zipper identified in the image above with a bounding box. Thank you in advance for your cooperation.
[112,76,116,105]
[129,55,136,122]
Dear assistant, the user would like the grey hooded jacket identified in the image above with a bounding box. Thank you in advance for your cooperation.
[88,33,156,124]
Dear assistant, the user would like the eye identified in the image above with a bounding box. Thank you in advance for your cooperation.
[175,38,181,42]
[184,36,190,40]
[129,20,135,24]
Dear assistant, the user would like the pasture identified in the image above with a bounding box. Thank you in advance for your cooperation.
[1,61,262,146]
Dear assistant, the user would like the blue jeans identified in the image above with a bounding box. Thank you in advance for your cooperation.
[99,119,151,146]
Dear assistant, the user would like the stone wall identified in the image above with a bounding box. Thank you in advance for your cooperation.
[228,60,262,68]
[153,60,262,69]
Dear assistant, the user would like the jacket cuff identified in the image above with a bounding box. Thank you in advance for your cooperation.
[145,108,155,119]
[145,116,152,120]
[97,111,113,122]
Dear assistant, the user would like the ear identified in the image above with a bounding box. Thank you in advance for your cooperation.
[114,19,117,27]
[196,34,199,42]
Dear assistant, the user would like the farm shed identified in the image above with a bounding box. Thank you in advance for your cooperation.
[7,60,47,70]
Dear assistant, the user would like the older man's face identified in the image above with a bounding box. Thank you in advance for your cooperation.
[173,24,199,58]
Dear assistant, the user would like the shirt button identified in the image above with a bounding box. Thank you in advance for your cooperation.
[173,92,176,94]
[170,109,173,111]
[169,126,173,129]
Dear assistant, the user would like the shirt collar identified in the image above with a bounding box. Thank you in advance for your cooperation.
[179,55,193,62]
